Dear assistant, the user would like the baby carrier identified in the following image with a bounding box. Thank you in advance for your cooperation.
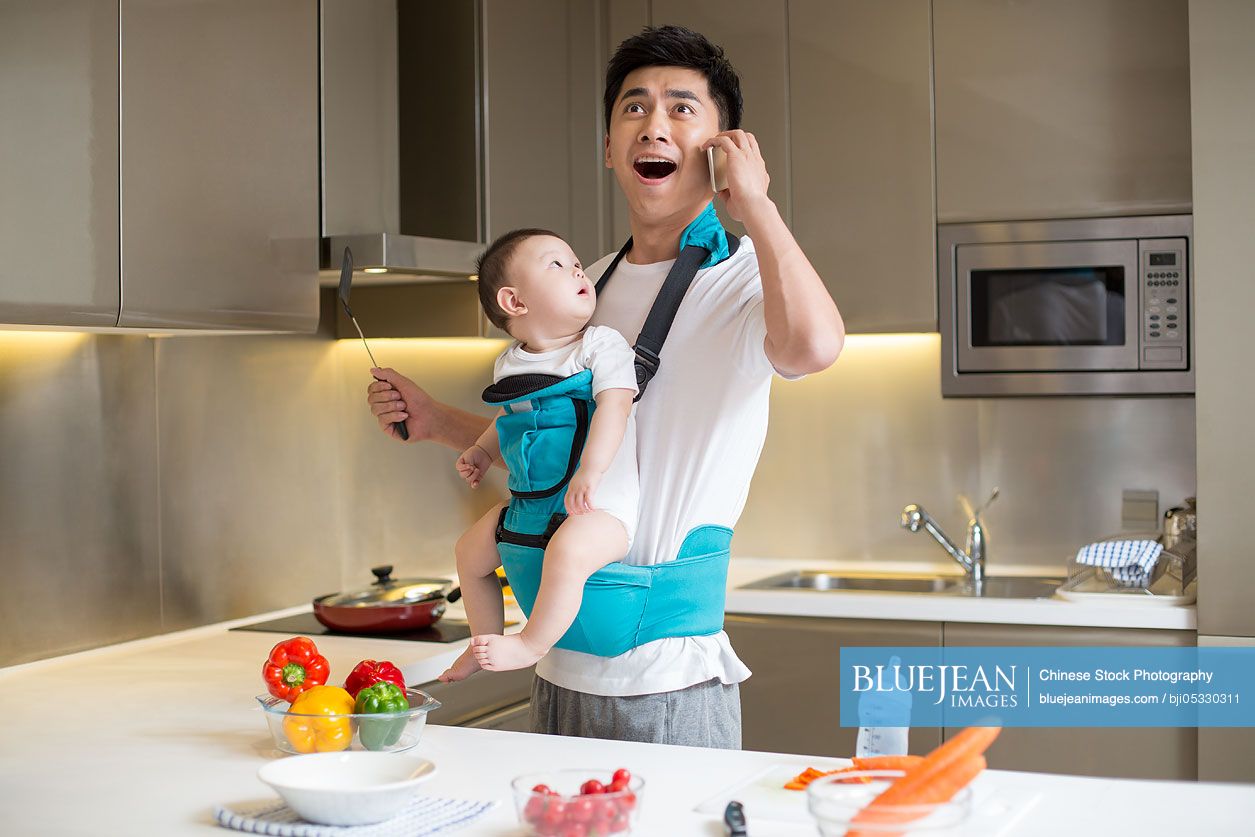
[486,203,741,657]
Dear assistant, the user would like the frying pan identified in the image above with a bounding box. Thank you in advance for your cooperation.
[313,565,452,633]
[311,566,510,634]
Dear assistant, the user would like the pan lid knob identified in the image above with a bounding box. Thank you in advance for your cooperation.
[371,565,394,585]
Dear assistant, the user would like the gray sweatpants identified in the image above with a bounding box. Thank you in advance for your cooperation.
[529,676,742,749]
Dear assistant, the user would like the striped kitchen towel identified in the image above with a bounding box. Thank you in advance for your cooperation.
[1076,539,1164,587]
[213,795,498,837]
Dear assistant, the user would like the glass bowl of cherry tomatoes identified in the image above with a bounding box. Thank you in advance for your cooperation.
[510,767,643,836]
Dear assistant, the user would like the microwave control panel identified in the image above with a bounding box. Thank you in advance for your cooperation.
[1139,238,1188,370]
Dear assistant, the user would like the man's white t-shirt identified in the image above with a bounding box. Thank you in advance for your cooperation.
[493,326,640,546]
[534,235,796,697]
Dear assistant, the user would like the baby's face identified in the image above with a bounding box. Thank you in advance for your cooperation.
[507,235,596,334]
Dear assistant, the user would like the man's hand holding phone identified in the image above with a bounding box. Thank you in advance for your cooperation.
[702,130,771,223]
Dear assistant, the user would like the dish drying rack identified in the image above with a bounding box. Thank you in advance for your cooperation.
[1056,533,1196,604]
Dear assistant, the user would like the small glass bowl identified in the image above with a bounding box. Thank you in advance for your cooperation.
[511,768,644,836]
[256,688,441,755]
[806,770,973,835]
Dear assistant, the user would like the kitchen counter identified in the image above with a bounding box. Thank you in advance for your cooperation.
[1,617,1246,836]
[727,558,1196,631]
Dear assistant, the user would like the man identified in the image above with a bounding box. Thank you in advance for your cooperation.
[368,25,843,748]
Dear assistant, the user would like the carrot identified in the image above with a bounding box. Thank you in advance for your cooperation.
[852,728,996,814]
[873,726,1000,806]
[785,757,927,791]
[839,727,1000,836]
[846,755,986,837]
[850,756,924,772]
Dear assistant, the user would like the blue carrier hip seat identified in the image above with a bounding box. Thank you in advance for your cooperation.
[486,203,741,658]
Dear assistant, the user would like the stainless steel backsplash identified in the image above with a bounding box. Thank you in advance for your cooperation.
[0,332,1195,665]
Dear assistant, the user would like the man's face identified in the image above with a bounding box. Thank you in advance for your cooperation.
[503,235,595,334]
[605,66,721,221]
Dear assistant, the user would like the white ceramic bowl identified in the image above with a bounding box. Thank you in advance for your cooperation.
[258,751,437,826]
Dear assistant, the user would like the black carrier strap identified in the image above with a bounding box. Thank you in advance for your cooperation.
[495,506,566,549]
[594,231,740,401]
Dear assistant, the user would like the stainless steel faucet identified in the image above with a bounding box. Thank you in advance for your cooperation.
[900,489,999,591]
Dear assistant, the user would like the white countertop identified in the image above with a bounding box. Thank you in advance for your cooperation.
[0,620,1248,836]
[726,558,1196,631]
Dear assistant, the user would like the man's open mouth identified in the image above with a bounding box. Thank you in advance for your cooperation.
[633,156,678,181]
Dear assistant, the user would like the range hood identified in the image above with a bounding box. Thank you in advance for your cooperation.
[319,0,483,284]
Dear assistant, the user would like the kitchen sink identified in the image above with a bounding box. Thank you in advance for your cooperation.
[740,570,1065,599]
[964,576,1064,599]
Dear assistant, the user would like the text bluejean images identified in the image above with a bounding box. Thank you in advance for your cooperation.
[839,647,1255,727]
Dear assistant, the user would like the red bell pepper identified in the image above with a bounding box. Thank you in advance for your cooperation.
[262,637,330,702]
[344,659,406,698]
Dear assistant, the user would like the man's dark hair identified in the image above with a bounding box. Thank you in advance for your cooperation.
[475,228,560,334]
[603,25,743,132]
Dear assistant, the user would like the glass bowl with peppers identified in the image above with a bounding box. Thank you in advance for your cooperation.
[257,641,441,755]
[510,767,643,835]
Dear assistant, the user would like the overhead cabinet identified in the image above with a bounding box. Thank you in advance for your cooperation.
[0,1,120,328]
[627,0,937,334]
[788,0,937,333]
[933,0,1192,223]
[0,0,320,331]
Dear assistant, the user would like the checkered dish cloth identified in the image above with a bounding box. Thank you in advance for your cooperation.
[213,795,498,837]
[1076,539,1164,586]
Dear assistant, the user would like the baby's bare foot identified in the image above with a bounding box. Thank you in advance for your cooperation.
[471,633,546,672]
[436,646,482,683]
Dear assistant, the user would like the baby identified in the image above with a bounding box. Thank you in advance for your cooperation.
[438,228,639,681]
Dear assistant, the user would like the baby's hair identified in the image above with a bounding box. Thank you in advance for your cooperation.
[475,228,562,334]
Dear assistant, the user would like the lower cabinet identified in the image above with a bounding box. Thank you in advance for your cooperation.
[419,665,534,730]
[725,614,943,758]
[941,623,1197,781]
[726,614,1197,780]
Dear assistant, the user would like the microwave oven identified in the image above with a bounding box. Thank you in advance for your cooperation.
[938,215,1193,396]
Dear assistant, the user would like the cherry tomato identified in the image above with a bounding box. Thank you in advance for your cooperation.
[567,797,595,823]
[612,768,632,786]
[535,822,563,837]
[523,795,547,823]
[560,823,588,837]
[532,783,553,795]
[595,797,620,822]
[579,779,605,795]
[607,777,629,793]
[541,800,567,829]
[617,790,637,812]
[610,812,631,833]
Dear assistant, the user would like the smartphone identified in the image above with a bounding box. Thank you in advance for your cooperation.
[707,146,729,193]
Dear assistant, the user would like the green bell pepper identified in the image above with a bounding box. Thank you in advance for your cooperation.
[354,682,410,751]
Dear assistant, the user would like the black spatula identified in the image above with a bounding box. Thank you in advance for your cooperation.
[338,246,409,441]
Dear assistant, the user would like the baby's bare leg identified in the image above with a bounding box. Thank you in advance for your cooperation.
[438,502,506,683]
[473,511,627,672]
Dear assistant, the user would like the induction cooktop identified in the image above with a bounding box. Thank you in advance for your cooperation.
[231,612,471,643]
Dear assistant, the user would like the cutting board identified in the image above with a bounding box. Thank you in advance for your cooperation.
[695,762,1042,835]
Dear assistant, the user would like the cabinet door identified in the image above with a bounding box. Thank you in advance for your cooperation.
[0,1,119,327]
[482,0,605,263]
[118,0,319,330]
[649,0,790,239]
[934,0,1192,222]
[789,0,936,332]
[942,622,1197,780]
[726,614,942,757]
[418,666,535,728]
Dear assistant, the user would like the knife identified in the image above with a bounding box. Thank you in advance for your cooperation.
[724,800,748,837]
[338,246,409,441]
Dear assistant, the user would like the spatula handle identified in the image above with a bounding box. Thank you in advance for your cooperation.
[372,374,410,441]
